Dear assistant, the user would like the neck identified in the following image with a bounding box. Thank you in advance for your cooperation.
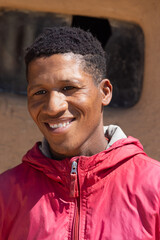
[50,125,108,160]
[77,133,108,157]
[50,138,108,160]
[41,134,108,160]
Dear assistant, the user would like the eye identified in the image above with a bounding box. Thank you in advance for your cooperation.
[62,86,75,91]
[34,90,47,95]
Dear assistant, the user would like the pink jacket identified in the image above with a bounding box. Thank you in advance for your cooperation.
[0,136,160,239]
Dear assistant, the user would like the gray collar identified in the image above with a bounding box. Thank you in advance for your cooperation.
[104,125,127,149]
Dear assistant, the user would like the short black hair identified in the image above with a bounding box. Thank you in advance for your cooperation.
[25,26,107,84]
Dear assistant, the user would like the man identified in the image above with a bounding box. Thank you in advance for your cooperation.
[0,26,160,239]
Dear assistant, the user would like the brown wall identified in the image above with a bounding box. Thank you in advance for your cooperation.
[0,0,160,173]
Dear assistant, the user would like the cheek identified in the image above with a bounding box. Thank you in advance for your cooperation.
[69,95,91,115]
[70,92,102,117]
[27,100,40,122]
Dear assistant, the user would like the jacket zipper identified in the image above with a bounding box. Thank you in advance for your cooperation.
[70,161,79,240]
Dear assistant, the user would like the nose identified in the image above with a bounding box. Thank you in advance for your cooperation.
[43,91,68,116]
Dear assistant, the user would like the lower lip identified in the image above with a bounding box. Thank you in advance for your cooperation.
[45,120,74,134]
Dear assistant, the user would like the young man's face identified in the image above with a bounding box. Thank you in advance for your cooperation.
[27,54,112,159]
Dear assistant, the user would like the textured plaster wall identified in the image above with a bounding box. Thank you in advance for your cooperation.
[0,0,160,173]
[0,93,42,173]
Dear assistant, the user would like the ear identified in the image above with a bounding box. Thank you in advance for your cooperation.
[99,79,112,106]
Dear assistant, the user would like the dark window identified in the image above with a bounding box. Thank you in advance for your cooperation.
[0,10,144,107]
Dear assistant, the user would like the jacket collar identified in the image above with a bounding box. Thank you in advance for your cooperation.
[22,125,145,187]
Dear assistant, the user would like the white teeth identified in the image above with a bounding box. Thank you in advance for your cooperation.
[49,121,70,129]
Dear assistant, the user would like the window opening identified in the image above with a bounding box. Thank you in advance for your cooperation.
[0,10,144,108]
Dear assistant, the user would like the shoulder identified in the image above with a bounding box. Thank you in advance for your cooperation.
[133,154,160,185]
[0,162,44,202]
[115,136,160,173]
[0,163,26,182]
[0,142,43,190]
[0,163,30,198]
[120,149,160,181]
[131,153,160,175]
[0,164,28,220]
[110,138,160,194]
[0,162,31,183]
[0,161,49,218]
[121,153,160,202]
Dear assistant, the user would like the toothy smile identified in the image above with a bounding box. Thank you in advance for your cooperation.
[48,120,72,129]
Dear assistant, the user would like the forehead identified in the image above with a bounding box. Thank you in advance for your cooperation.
[27,53,94,85]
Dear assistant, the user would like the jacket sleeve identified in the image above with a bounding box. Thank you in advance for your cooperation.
[0,174,7,239]
[0,170,15,239]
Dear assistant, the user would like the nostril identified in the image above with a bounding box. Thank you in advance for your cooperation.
[44,92,67,111]
[43,97,68,115]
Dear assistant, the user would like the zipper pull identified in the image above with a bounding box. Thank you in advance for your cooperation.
[71,161,77,174]
[70,161,79,198]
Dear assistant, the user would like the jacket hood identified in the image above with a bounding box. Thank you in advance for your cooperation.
[22,125,146,185]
